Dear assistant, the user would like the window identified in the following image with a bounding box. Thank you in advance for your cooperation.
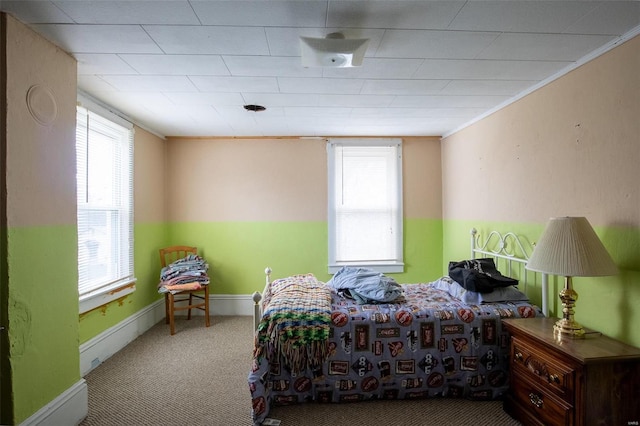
[327,138,403,274]
[76,101,135,313]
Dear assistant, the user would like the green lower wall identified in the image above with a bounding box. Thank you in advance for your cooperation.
[74,216,640,411]
[443,219,640,348]
[79,222,168,343]
[79,218,442,344]
[7,225,79,424]
[168,218,444,294]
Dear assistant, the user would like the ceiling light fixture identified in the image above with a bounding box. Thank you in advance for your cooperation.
[300,32,369,68]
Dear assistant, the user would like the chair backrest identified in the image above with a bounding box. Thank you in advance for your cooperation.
[159,246,198,268]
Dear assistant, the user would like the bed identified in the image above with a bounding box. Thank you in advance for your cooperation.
[248,228,548,425]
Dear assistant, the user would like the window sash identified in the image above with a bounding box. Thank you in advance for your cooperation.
[328,139,403,273]
[76,106,134,299]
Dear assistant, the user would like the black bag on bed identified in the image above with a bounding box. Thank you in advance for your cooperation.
[448,258,518,293]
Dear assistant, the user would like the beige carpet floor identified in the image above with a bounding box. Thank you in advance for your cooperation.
[80,315,522,426]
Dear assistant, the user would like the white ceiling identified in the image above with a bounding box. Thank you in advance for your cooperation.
[3,1,640,138]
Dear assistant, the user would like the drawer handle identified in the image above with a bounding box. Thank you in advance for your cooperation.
[529,392,544,409]
[547,373,560,384]
[514,352,524,362]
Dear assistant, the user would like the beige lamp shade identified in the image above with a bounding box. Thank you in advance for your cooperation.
[526,217,618,277]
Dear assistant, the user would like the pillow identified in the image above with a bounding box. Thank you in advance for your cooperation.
[430,276,529,305]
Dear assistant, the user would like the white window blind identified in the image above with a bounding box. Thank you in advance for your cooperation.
[328,138,404,274]
[76,105,134,307]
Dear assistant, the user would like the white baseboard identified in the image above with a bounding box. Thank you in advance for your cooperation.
[24,294,254,426]
[79,299,166,376]
[204,293,256,316]
[19,379,88,426]
[79,294,254,376]
[155,293,255,317]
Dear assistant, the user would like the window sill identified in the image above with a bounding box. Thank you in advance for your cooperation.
[328,262,404,275]
[79,279,137,314]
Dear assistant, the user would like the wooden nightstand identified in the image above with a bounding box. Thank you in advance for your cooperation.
[502,317,640,426]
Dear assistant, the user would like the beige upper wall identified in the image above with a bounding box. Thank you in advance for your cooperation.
[165,136,441,223]
[165,137,327,222]
[133,126,166,224]
[442,35,640,228]
[403,137,442,219]
[5,14,77,227]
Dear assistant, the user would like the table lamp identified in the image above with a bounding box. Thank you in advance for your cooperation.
[526,217,618,337]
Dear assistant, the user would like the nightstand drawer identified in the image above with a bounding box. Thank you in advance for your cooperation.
[510,373,573,426]
[511,336,575,400]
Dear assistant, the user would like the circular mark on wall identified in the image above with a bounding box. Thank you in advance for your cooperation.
[26,84,58,126]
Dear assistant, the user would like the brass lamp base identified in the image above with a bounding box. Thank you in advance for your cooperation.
[554,276,586,339]
[553,318,585,338]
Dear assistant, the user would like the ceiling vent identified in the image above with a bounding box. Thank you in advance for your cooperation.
[244,104,266,112]
[300,32,369,68]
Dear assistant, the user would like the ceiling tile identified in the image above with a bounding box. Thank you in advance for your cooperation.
[242,93,320,108]
[349,107,484,119]
[361,79,449,95]
[215,105,280,120]
[191,0,327,27]
[477,33,617,61]
[0,1,74,23]
[327,1,465,30]
[278,78,364,94]
[179,106,229,125]
[564,1,640,35]
[376,30,500,59]
[54,0,200,24]
[163,92,245,106]
[440,80,537,96]
[284,107,353,117]
[223,56,322,78]
[143,26,270,55]
[391,95,509,109]
[75,54,138,75]
[189,76,280,93]
[86,91,175,114]
[98,75,199,92]
[322,58,424,79]
[228,122,267,137]
[119,54,230,76]
[32,24,163,53]
[173,122,236,138]
[448,1,598,33]
[78,75,118,92]
[316,94,396,108]
[413,59,572,80]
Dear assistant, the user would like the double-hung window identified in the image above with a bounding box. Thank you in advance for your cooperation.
[327,138,403,274]
[76,101,135,313]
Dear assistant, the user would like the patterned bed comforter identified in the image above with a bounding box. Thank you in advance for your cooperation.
[249,280,542,426]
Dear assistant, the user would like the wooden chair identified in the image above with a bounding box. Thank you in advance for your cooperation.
[159,246,210,335]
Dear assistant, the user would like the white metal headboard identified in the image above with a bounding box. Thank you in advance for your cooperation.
[470,228,548,316]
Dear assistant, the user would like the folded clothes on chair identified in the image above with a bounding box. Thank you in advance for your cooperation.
[158,254,210,294]
[159,282,206,294]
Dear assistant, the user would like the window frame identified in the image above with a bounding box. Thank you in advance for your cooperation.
[327,138,404,274]
[76,96,136,314]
